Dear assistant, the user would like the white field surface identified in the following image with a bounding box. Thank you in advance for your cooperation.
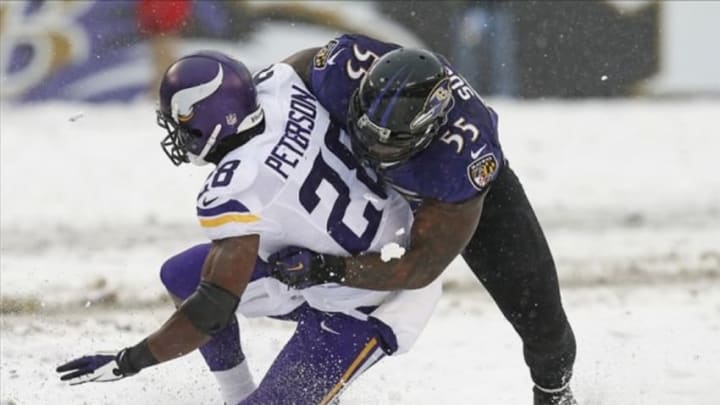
[1,99,719,404]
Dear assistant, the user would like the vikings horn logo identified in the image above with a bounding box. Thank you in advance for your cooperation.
[171,63,224,123]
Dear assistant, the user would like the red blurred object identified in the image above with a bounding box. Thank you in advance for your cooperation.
[136,0,191,35]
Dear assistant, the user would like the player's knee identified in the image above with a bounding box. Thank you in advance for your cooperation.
[159,243,211,300]
[159,258,191,300]
[159,259,184,299]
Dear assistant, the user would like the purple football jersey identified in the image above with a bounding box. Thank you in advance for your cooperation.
[310,34,504,204]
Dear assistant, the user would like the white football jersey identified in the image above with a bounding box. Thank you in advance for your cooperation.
[194,63,425,320]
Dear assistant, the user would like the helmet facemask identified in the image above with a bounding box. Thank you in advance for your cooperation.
[157,110,194,166]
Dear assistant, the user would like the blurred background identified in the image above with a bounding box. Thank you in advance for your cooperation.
[1,0,719,102]
[1,1,719,404]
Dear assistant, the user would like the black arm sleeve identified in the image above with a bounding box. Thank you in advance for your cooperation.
[179,281,240,335]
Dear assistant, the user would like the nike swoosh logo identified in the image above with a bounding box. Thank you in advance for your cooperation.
[202,196,219,206]
[327,48,345,66]
[320,320,341,335]
[287,263,304,272]
[470,144,488,160]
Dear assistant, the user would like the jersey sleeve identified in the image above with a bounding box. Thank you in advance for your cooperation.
[454,104,503,200]
[195,157,281,241]
[309,34,400,124]
[384,95,504,204]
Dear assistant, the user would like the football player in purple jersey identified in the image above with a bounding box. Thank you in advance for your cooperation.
[269,34,578,405]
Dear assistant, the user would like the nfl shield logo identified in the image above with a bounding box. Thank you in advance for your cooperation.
[225,113,238,126]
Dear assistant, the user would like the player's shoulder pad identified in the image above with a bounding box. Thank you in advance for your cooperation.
[313,38,341,70]
[339,33,402,52]
[311,35,354,74]
[195,152,263,228]
[254,63,299,93]
[312,34,400,71]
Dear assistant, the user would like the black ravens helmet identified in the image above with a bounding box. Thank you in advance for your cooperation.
[348,48,454,169]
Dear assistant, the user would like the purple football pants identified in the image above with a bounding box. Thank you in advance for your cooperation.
[160,243,397,405]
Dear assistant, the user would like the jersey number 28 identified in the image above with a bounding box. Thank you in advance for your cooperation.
[299,123,387,254]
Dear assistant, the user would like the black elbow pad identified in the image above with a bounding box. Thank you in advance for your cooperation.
[180,281,240,335]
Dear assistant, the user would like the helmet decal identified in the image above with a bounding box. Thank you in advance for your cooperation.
[367,65,410,127]
[170,63,224,122]
[379,74,412,128]
[409,77,452,132]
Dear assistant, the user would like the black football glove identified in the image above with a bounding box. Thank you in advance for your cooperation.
[267,246,346,289]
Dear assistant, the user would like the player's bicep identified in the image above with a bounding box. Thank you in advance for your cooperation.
[378,193,485,289]
[201,235,259,296]
[410,192,486,265]
[282,47,320,87]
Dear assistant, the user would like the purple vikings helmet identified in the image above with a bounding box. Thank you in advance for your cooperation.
[157,51,264,166]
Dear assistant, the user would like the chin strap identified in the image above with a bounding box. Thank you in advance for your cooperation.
[188,124,222,166]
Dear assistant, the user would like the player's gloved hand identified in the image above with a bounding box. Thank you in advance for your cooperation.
[267,246,346,289]
[533,384,578,405]
[56,349,139,385]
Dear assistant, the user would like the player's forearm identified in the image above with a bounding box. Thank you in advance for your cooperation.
[342,248,448,290]
[146,310,211,363]
[341,195,485,290]
[144,237,257,364]
[105,309,210,376]
[282,47,320,86]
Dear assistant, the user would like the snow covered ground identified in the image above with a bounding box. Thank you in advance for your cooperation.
[2,281,719,405]
[1,99,719,404]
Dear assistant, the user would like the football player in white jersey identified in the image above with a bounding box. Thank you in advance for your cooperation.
[56,51,441,405]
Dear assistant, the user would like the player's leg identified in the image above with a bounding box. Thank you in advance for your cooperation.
[160,244,256,404]
[461,165,577,397]
[239,306,394,405]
